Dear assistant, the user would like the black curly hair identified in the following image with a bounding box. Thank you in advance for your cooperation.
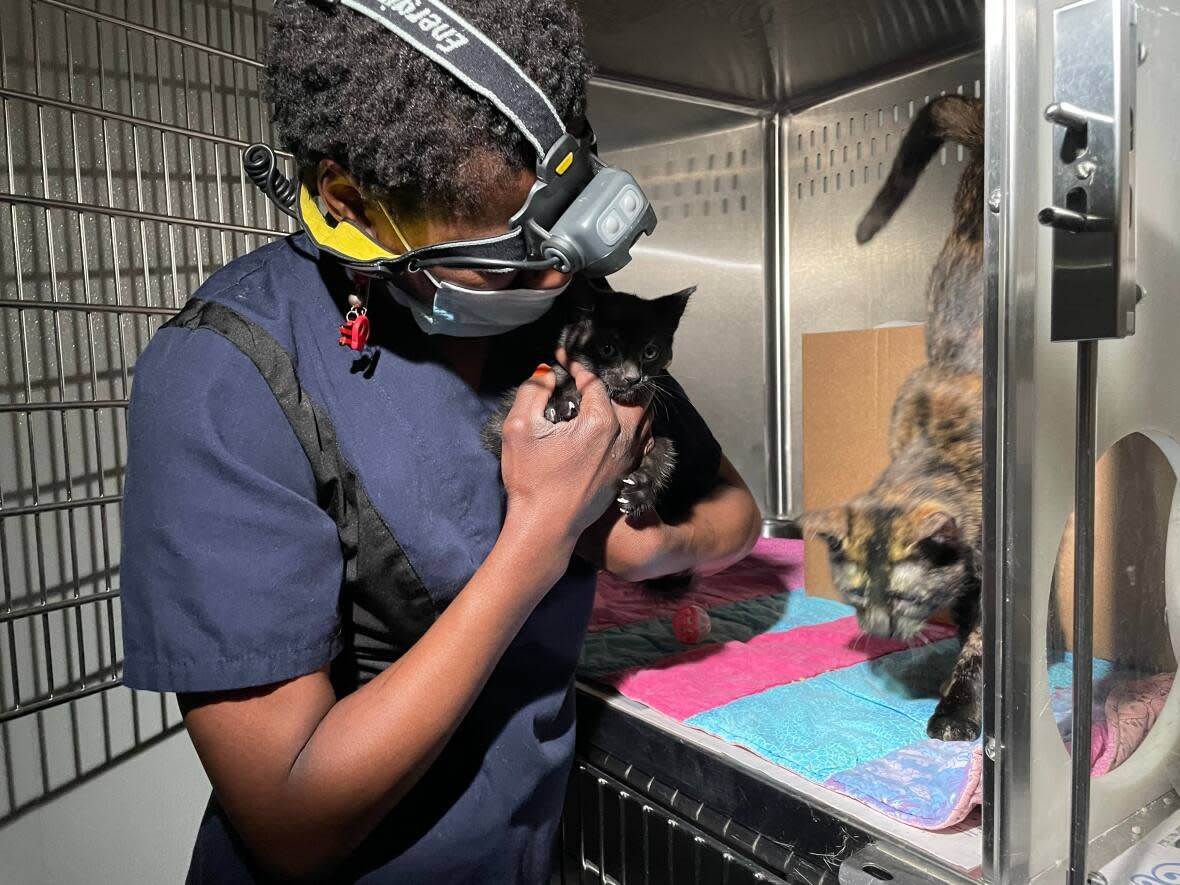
[265,0,592,220]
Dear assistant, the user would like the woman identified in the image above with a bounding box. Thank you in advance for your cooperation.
[119,1,761,881]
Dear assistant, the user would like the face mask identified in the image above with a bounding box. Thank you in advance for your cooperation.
[378,204,569,338]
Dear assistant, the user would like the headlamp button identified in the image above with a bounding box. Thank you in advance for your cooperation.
[620,190,640,216]
[599,211,623,242]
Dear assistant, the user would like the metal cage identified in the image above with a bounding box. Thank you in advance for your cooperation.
[0,0,293,726]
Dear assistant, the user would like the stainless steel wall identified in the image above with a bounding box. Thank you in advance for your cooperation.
[580,0,984,110]
[591,82,770,514]
[0,0,286,879]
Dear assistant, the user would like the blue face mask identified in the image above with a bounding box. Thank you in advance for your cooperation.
[381,206,569,337]
[384,270,568,338]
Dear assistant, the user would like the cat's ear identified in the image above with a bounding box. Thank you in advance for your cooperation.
[798,507,848,551]
[914,507,959,547]
[657,286,696,324]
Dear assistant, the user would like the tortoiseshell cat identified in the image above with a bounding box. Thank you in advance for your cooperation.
[482,285,694,517]
[801,96,985,741]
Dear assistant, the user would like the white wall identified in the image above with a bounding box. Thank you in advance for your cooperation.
[1,691,209,883]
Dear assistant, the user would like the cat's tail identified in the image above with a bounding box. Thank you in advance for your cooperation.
[855,96,984,245]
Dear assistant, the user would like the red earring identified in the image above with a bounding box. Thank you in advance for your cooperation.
[339,287,371,351]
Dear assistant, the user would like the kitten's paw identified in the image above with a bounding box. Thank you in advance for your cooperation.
[557,397,579,421]
[544,395,579,424]
[617,469,657,516]
[926,712,981,742]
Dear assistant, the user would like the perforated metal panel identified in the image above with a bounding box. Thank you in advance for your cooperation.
[782,52,984,513]
[600,104,769,515]
[0,0,291,724]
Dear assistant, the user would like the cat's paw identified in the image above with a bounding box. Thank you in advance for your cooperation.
[617,469,657,516]
[926,711,981,742]
[543,395,580,424]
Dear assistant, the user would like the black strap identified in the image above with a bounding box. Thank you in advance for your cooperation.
[394,226,528,270]
[165,300,437,687]
[331,0,566,158]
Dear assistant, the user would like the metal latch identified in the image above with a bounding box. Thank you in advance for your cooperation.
[1038,0,1141,341]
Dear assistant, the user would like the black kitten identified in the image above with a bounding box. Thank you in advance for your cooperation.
[482,286,694,517]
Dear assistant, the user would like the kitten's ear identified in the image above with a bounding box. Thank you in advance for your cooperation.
[563,278,598,314]
[914,507,959,547]
[798,507,848,551]
[569,287,595,314]
[657,286,696,324]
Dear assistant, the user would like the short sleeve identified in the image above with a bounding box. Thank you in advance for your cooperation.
[651,374,724,520]
[120,326,343,693]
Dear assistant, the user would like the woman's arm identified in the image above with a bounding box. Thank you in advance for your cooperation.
[577,454,762,583]
[182,519,570,881]
[179,364,649,881]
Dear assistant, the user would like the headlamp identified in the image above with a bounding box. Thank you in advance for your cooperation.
[245,0,657,279]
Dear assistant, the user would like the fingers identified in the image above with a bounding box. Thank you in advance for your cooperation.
[566,360,606,396]
[612,398,652,444]
[565,359,612,413]
[507,364,559,421]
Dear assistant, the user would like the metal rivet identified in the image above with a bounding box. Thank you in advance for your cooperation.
[985,738,998,760]
[1076,160,1097,179]
[1088,873,1108,885]
[988,189,1002,213]
[1139,42,1148,65]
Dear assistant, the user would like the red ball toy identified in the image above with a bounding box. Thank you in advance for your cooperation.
[673,604,711,644]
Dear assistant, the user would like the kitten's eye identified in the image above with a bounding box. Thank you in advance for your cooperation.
[598,343,616,359]
[643,343,662,362]
[825,536,844,556]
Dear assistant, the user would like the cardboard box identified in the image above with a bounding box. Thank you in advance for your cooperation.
[801,325,927,602]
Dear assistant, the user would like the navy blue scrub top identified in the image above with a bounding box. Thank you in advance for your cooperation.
[120,233,720,884]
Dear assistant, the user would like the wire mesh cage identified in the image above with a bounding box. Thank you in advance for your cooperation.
[0,0,292,725]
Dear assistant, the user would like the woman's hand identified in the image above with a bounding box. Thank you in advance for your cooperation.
[499,361,650,548]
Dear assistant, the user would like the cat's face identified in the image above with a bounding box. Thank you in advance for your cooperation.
[559,287,693,404]
[799,501,971,640]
